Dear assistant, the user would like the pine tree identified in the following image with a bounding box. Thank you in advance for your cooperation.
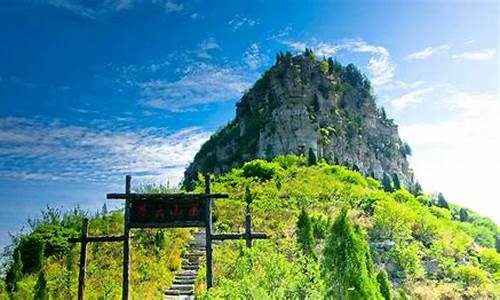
[382,173,393,192]
[308,148,317,165]
[412,181,423,196]
[377,269,393,300]
[296,209,315,257]
[459,208,469,222]
[437,192,449,209]
[6,249,23,293]
[322,207,382,299]
[34,270,49,300]
[392,174,401,190]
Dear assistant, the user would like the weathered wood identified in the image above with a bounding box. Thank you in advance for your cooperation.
[106,193,228,200]
[69,235,125,243]
[122,175,131,300]
[211,233,268,240]
[77,218,88,300]
[245,203,252,248]
[205,174,213,290]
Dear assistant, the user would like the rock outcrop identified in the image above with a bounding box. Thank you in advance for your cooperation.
[184,51,414,189]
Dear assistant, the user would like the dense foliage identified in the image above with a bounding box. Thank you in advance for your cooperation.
[1,155,499,298]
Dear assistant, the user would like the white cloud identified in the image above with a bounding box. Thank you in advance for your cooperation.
[452,49,496,61]
[228,15,259,31]
[139,63,255,111]
[243,43,269,70]
[400,92,500,222]
[283,39,395,87]
[405,44,450,60]
[39,0,184,18]
[196,37,221,59]
[163,0,183,12]
[390,87,434,111]
[0,117,211,186]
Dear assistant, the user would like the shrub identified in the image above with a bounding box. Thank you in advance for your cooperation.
[272,155,307,169]
[242,160,282,181]
[296,209,315,257]
[456,265,490,286]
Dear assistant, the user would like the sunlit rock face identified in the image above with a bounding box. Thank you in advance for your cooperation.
[183,52,414,189]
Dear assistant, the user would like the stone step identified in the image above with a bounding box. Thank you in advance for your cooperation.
[173,279,195,285]
[176,271,197,276]
[164,289,194,296]
[164,295,194,300]
[168,284,193,291]
[182,265,199,271]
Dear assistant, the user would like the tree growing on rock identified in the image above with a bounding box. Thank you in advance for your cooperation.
[322,207,382,299]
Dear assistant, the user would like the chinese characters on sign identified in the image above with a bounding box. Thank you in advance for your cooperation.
[129,197,208,228]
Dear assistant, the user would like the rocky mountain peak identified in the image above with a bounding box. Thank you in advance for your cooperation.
[183,50,414,189]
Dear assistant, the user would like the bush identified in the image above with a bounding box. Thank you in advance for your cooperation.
[242,160,282,181]
[456,265,490,286]
[272,155,307,169]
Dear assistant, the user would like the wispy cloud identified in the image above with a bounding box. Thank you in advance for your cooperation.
[196,37,221,59]
[228,15,259,31]
[139,63,255,111]
[452,48,496,61]
[399,91,500,221]
[283,38,395,87]
[243,43,269,70]
[405,44,450,60]
[39,0,184,19]
[0,117,210,185]
[390,87,434,112]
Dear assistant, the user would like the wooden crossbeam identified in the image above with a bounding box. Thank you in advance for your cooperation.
[106,193,228,200]
[211,233,267,240]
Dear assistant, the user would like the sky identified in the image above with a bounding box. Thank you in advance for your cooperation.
[0,0,498,250]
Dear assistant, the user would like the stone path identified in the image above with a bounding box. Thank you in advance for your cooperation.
[164,230,206,300]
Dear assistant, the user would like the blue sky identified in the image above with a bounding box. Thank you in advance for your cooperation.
[0,0,498,249]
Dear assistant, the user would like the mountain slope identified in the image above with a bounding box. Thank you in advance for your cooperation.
[184,50,414,190]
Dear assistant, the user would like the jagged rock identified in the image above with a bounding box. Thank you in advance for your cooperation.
[423,259,439,275]
[183,52,414,189]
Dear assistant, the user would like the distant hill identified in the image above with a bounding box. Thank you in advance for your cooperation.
[184,50,414,190]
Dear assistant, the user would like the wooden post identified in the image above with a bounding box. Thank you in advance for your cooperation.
[204,174,213,290]
[122,175,131,300]
[77,218,89,300]
[245,204,252,248]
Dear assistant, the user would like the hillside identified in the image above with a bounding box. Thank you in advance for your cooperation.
[184,50,414,190]
[1,156,498,298]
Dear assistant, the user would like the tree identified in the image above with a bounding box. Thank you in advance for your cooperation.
[437,192,449,209]
[308,148,317,165]
[459,208,469,222]
[322,207,382,299]
[392,174,401,190]
[296,209,315,257]
[382,173,393,192]
[34,270,49,300]
[377,269,393,300]
[411,181,423,196]
[5,249,23,294]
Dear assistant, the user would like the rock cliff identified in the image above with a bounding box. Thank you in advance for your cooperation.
[184,50,414,189]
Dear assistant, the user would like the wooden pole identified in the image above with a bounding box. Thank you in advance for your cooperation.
[245,203,252,248]
[204,174,213,290]
[77,218,89,300]
[122,175,131,300]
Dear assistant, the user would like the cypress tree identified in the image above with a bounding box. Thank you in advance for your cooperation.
[322,207,382,299]
[382,173,393,192]
[377,269,393,300]
[308,148,317,165]
[6,249,23,293]
[34,270,49,300]
[459,208,469,222]
[392,174,401,190]
[437,192,449,209]
[296,209,315,257]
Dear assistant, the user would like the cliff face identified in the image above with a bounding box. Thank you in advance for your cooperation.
[184,52,414,189]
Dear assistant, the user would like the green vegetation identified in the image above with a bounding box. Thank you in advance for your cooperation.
[1,156,499,299]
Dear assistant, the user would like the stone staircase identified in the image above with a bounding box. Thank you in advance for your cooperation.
[164,230,206,299]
